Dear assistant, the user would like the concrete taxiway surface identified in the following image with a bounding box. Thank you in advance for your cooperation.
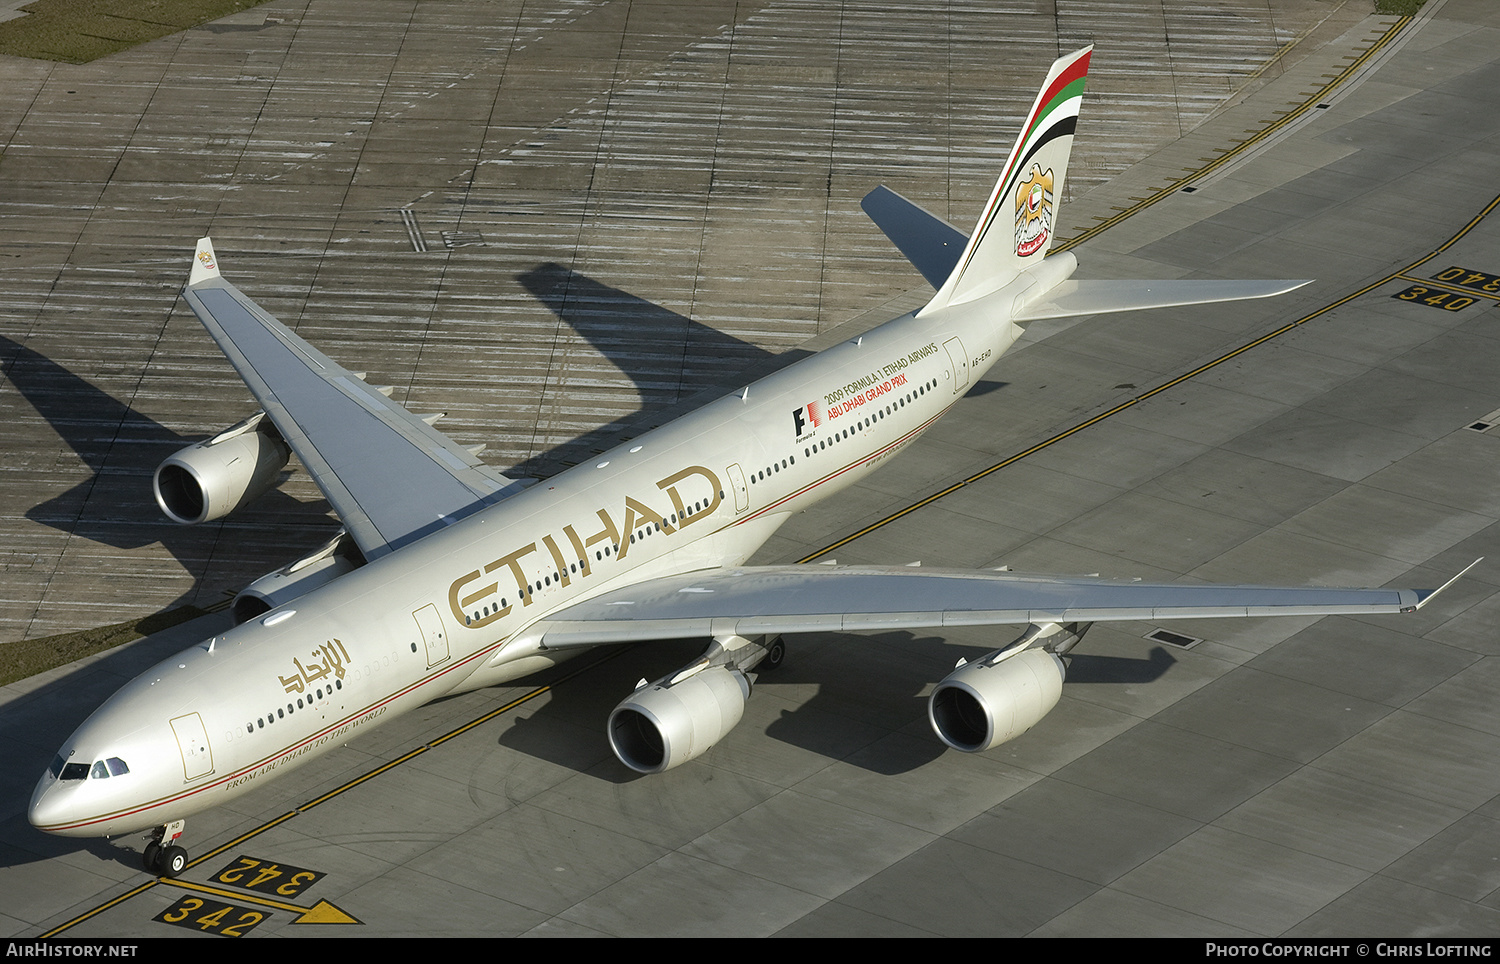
[4,0,1500,938]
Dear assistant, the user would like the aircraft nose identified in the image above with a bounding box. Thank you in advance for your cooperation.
[28,769,69,833]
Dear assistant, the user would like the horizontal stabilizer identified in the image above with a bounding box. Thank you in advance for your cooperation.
[861,186,968,290]
[1013,278,1311,322]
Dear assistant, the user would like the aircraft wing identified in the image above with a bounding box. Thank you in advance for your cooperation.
[180,238,527,559]
[533,565,1437,648]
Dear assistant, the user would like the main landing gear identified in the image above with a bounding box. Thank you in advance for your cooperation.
[758,636,786,672]
[142,820,188,878]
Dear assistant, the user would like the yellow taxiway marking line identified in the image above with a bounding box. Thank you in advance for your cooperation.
[799,191,1500,564]
[797,18,1436,565]
[33,12,1428,941]
[1392,274,1500,301]
[1053,17,1411,254]
[38,648,624,937]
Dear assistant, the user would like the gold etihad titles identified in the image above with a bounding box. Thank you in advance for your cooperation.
[447,465,724,628]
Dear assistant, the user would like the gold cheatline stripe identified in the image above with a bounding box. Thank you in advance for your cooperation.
[36,14,1423,940]
[798,187,1500,565]
[37,648,625,937]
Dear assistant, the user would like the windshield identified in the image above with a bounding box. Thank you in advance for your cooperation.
[50,754,127,781]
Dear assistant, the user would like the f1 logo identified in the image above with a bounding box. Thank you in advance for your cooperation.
[791,401,821,437]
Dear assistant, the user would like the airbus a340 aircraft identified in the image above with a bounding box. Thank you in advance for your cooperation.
[29,48,1465,878]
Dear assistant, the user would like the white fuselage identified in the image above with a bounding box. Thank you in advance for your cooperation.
[29,284,1029,839]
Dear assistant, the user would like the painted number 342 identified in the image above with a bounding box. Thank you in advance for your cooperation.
[214,855,322,896]
[154,896,265,937]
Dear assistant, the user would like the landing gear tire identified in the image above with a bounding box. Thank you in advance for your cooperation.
[761,637,786,671]
[143,819,188,877]
[160,845,189,878]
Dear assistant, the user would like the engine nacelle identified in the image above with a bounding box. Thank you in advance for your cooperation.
[232,531,364,625]
[928,647,1066,753]
[154,417,290,525]
[608,663,751,774]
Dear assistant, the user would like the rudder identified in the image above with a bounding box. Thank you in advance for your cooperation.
[925,46,1092,311]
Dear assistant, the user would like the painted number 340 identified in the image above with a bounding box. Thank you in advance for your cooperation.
[1393,285,1475,311]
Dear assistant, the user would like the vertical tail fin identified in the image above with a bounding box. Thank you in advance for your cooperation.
[924,46,1092,312]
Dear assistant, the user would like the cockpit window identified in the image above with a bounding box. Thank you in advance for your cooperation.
[86,757,130,779]
[53,753,129,780]
[58,759,88,781]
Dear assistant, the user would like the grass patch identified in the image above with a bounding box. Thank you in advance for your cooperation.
[1374,0,1425,15]
[1,606,208,687]
[0,0,272,63]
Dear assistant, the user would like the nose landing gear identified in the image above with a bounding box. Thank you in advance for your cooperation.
[142,820,188,878]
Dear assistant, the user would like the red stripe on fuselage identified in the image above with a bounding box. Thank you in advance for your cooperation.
[42,401,957,833]
[733,406,951,526]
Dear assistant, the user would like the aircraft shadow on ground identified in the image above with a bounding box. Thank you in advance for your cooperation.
[491,631,1177,779]
[0,271,1052,867]
[506,264,811,479]
[506,265,1010,479]
[0,335,334,584]
[0,265,817,642]
[5,267,999,587]
[0,614,233,873]
[1062,646,1177,685]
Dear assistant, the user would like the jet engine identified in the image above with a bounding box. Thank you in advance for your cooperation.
[608,661,751,774]
[232,530,365,624]
[927,647,1066,753]
[154,415,290,525]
